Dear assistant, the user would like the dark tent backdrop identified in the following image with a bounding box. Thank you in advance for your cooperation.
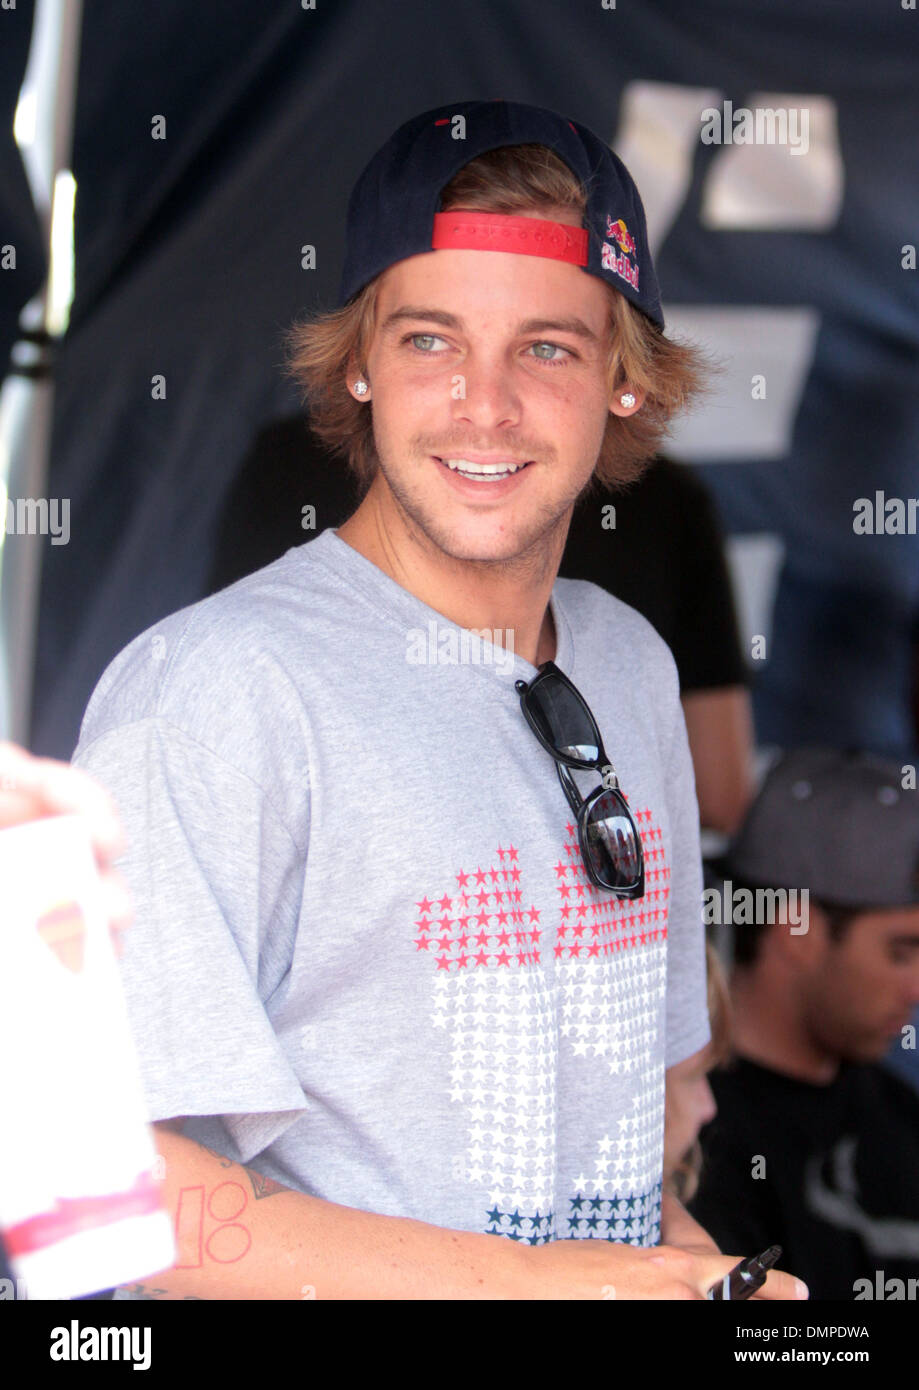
[1,0,917,762]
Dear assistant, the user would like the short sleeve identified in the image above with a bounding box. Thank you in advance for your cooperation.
[660,654,711,1069]
[72,716,308,1161]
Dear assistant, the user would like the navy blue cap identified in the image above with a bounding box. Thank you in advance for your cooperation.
[726,747,919,909]
[337,98,664,329]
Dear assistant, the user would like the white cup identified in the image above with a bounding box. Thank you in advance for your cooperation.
[0,813,174,1299]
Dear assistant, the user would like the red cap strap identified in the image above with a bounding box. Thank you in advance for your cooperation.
[432,211,588,266]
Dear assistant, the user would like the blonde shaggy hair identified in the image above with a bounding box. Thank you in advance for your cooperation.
[284,144,707,499]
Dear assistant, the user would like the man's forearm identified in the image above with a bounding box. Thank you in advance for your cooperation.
[129,1127,529,1299]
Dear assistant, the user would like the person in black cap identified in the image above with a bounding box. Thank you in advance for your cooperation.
[689,747,919,1300]
[72,99,805,1301]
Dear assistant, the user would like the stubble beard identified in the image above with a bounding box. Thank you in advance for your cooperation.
[372,444,593,585]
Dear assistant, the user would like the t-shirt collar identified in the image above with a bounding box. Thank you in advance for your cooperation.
[308,526,575,683]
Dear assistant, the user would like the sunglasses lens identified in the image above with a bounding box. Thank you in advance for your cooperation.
[584,791,642,889]
[528,674,600,764]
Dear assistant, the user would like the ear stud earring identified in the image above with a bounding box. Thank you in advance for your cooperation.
[353,380,368,395]
[619,392,636,408]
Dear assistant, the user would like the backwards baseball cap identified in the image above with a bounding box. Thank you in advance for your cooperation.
[338,98,663,329]
[725,747,919,910]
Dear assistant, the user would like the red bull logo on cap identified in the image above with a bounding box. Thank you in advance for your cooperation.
[602,215,639,290]
[606,216,637,256]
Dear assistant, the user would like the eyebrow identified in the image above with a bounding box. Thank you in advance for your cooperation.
[380,306,600,343]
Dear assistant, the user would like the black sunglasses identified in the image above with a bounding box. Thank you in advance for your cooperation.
[515,661,645,898]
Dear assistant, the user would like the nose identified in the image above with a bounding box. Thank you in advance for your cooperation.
[450,351,522,432]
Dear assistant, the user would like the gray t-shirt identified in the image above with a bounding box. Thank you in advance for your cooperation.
[72,526,709,1262]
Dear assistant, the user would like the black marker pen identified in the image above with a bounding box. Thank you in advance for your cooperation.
[706,1244,783,1301]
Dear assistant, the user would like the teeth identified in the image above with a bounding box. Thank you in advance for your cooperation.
[441,458,526,476]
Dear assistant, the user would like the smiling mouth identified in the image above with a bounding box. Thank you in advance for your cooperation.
[434,456,533,481]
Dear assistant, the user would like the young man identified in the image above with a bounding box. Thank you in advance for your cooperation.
[71,99,804,1300]
[690,747,919,1299]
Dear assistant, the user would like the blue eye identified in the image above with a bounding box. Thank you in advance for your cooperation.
[530,342,572,365]
[408,334,446,352]
[403,333,573,364]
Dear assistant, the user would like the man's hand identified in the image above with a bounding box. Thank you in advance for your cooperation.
[523,1237,808,1300]
[659,1184,808,1301]
[0,741,132,946]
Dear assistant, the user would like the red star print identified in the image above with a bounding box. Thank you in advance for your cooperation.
[551,805,668,957]
[413,827,669,980]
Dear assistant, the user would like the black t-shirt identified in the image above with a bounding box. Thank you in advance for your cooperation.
[689,1055,919,1300]
[207,419,746,693]
[561,457,746,692]
[207,416,363,592]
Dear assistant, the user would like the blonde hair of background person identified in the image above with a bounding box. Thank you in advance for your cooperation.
[664,940,732,1203]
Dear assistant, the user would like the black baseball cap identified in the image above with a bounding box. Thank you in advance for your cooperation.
[338,98,664,329]
[726,747,919,910]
